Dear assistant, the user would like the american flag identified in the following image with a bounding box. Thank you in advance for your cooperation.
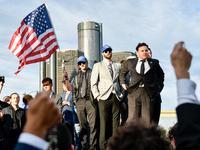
[8,3,59,75]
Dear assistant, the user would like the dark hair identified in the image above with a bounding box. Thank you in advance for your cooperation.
[108,120,170,150]
[120,60,126,66]
[3,96,10,102]
[168,123,178,141]
[23,94,33,105]
[148,48,152,52]
[42,77,52,84]
[10,93,19,99]
[136,43,149,51]
[148,47,152,54]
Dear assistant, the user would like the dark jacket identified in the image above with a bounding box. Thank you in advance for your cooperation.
[72,68,97,107]
[51,92,62,112]
[176,103,200,150]
[119,58,164,99]
[2,106,26,138]
[0,101,10,138]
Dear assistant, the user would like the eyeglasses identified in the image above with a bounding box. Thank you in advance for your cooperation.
[104,49,112,53]
[78,62,86,66]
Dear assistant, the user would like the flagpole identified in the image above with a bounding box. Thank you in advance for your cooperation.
[44,2,60,50]
[44,2,58,93]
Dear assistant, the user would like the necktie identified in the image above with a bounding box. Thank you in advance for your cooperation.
[140,60,145,85]
[82,72,87,97]
[140,60,145,75]
[108,63,113,78]
[65,91,69,101]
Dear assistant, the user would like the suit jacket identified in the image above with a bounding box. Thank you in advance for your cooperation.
[119,58,164,99]
[0,101,10,138]
[2,106,26,138]
[51,92,62,112]
[14,143,41,150]
[91,60,124,101]
[176,103,200,150]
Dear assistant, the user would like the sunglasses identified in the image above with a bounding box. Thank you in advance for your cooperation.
[78,62,86,66]
[104,49,112,53]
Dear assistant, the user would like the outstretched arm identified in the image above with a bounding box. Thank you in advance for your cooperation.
[63,71,73,91]
[171,42,200,150]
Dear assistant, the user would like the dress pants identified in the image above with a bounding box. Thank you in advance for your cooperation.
[120,90,128,125]
[127,87,154,124]
[72,104,82,149]
[63,110,74,145]
[152,94,161,124]
[98,93,120,150]
[76,98,98,150]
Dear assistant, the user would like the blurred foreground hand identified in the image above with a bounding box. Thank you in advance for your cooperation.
[23,91,62,139]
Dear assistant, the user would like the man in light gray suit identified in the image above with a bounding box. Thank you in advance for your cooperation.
[42,77,62,112]
[91,44,124,150]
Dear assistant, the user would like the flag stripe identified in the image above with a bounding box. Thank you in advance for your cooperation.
[17,29,57,61]
[26,43,58,62]
[8,21,25,51]
[26,45,58,64]
[9,22,27,53]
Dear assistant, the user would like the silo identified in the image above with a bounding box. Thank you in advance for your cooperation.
[78,21,102,69]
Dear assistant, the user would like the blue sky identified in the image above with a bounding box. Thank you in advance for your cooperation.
[0,0,200,129]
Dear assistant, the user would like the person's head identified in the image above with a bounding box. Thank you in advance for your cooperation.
[23,94,33,106]
[10,93,20,107]
[77,56,88,72]
[3,96,10,104]
[120,60,126,66]
[148,47,152,58]
[102,44,112,60]
[45,123,73,150]
[42,77,53,92]
[136,43,149,60]
[168,123,178,148]
[107,120,170,150]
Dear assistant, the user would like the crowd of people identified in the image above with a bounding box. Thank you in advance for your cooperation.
[0,41,199,150]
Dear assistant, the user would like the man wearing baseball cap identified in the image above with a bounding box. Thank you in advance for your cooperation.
[72,56,98,150]
[91,45,124,150]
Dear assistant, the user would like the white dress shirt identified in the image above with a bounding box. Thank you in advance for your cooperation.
[17,133,49,150]
[177,78,200,106]
[135,58,150,74]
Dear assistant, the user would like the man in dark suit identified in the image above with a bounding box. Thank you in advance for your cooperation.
[42,77,62,112]
[119,43,164,124]
[148,48,162,125]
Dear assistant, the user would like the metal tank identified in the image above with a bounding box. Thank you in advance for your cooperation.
[78,21,103,69]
